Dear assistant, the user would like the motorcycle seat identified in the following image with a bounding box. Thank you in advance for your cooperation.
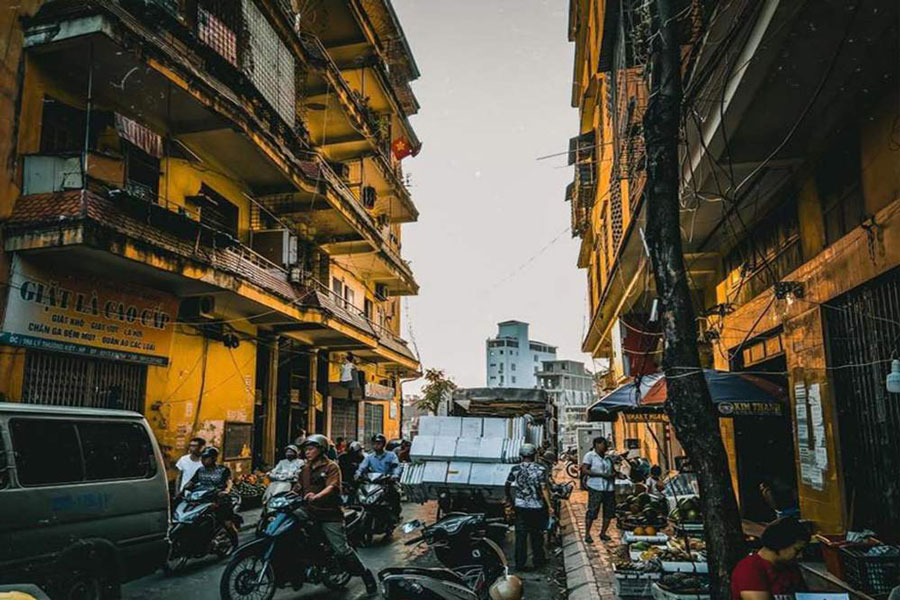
[380,567,467,586]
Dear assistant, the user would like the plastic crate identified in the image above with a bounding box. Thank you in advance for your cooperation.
[839,545,900,596]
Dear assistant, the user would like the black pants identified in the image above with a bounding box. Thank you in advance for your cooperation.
[514,507,547,569]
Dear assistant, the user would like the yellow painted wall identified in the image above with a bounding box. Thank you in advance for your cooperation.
[145,320,258,477]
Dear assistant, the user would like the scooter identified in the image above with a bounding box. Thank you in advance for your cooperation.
[166,488,243,573]
[356,472,402,545]
[379,513,522,600]
[220,494,353,599]
[563,447,581,479]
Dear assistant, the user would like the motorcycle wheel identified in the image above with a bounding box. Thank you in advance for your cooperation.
[565,462,580,479]
[321,564,352,590]
[219,548,276,600]
[213,527,239,559]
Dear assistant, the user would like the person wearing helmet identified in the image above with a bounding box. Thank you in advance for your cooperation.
[294,434,377,595]
[183,447,238,539]
[396,439,412,463]
[504,443,551,571]
[356,433,403,517]
[338,441,365,485]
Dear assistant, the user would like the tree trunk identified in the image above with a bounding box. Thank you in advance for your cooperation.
[642,1,746,598]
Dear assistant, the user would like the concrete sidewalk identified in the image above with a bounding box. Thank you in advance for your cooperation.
[560,489,623,600]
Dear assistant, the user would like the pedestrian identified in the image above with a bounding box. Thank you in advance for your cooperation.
[335,437,347,455]
[646,465,665,494]
[731,517,810,600]
[759,477,800,519]
[264,444,303,501]
[581,436,616,543]
[174,437,206,494]
[341,353,360,400]
[356,434,403,517]
[294,428,307,447]
[505,443,551,572]
[294,434,377,594]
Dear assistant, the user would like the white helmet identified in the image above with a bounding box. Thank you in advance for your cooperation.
[519,443,537,458]
[489,575,524,600]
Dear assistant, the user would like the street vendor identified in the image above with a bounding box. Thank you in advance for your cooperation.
[731,517,810,600]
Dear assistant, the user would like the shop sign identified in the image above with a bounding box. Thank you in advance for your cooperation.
[0,256,177,365]
[365,382,394,401]
[623,411,669,423]
[716,401,783,417]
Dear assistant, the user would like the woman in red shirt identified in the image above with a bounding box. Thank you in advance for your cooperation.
[732,517,810,600]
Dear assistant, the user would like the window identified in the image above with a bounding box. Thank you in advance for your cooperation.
[332,278,343,299]
[364,298,373,320]
[512,376,517,384]
[562,363,568,371]
[500,376,504,384]
[188,184,238,238]
[511,363,516,371]
[223,422,252,461]
[490,363,496,368]
[40,97,87,154]
[364,403,385,445]
[818,130,865,247]
[10,419,83,486]
[534,355,539,362]
[500,350,504,355]
[344,287,356,310]
[0,426,8,489]
[499,363,504,372]
[79,421,155,480]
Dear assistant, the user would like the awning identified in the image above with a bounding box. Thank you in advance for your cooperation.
[588,369,787,421]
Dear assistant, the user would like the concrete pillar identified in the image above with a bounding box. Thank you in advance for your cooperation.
[263,337,279,466]
[324,395,332,439]
[307,351,317,434]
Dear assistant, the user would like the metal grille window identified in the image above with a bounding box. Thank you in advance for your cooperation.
[332,399,358,443]
[825,267,900,539]
[610,179,624,251]
[22,351,147,412]
[363,402,385,445]
[198,4,239,67]
[242,0,296,128]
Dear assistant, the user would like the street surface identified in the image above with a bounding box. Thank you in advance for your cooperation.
[123,502,562,600]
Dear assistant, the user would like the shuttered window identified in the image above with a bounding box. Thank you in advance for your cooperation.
[22,351,146,412]
[363,402,385,445]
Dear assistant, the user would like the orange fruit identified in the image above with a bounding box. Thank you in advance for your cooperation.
[645,526,657,536]
[634,526,645,536]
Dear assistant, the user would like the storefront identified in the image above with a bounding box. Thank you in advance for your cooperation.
[0,255,177,407]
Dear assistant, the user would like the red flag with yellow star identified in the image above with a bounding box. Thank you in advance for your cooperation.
[391,136,414,160]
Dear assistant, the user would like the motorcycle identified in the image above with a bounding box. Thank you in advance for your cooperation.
[254,473,299,537]
[563,447,581,479]
[166,488,243,573]
[380,513,518,600]
[356,472,401,545]
[220,493,354,599]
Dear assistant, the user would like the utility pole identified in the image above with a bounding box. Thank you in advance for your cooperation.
[642,1,746,598]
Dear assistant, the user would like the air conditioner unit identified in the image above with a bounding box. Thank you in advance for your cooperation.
[251,229,298,268]
[180,295,217,321]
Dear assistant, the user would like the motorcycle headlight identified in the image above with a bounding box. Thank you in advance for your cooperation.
[268,496,291,510]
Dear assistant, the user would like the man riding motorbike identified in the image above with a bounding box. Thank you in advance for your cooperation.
[355,434,403,518]
[294,434,377,595]
[181,446,238,540]
[339,441,365,487]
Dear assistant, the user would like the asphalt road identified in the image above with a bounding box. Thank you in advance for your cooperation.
[122,502,562,600]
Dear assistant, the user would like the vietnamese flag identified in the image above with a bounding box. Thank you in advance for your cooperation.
[391,136,414,160]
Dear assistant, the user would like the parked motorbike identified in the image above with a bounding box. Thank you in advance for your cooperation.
[254,473,299,537]
[548,481,574,539]
[563,447,581,479]
[380,513,522,600]
[166,488,243,573]
[220,493,354,599]
[356,472,401,545]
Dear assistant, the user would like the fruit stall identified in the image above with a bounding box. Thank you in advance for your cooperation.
[610,490,710,599]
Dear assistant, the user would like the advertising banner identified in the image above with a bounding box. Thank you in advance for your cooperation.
[0,256,177,365]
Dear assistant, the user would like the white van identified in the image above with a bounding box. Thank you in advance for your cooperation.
[0,403,169,598]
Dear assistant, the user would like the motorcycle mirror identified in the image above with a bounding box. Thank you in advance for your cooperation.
[401,520,422,534]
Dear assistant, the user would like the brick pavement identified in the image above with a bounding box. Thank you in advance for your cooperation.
[560,488,627,600]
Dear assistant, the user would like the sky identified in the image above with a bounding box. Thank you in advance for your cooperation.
[392,1,592,392]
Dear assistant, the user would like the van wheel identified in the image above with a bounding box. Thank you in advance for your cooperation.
[56,571,107,600]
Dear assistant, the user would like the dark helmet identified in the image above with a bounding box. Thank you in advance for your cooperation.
[301,434,331,450]
[371,433,387,445]
[200,446,219,459]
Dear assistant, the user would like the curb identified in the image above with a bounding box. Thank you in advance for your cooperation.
[560,500,604,600]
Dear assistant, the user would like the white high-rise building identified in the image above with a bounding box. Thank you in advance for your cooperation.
[485,321,557,388]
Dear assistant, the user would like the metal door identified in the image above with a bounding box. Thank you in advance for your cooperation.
[824,266,900,539]
[331,399,358,443]
[22,350,147,412]
[364,402,385,445]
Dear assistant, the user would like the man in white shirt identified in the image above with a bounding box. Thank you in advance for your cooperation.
[581,436,616,543]
[340,353,360,400]
[175,437,206,493]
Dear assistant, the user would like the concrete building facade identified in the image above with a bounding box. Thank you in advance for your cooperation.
[536,360,596,452]
[485,320,556,388]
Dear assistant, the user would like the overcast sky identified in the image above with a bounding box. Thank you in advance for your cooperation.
[393,1,592,392]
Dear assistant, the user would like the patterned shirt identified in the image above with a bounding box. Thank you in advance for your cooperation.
[188,464,231,491]
[507,462,548,509]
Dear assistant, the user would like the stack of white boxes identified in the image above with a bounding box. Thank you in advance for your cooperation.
[400,415,545,503]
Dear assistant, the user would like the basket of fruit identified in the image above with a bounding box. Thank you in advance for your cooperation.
[668,497,703,530]
[629,542,666,562]
[652,574,710,600]
[234,471,267,509]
